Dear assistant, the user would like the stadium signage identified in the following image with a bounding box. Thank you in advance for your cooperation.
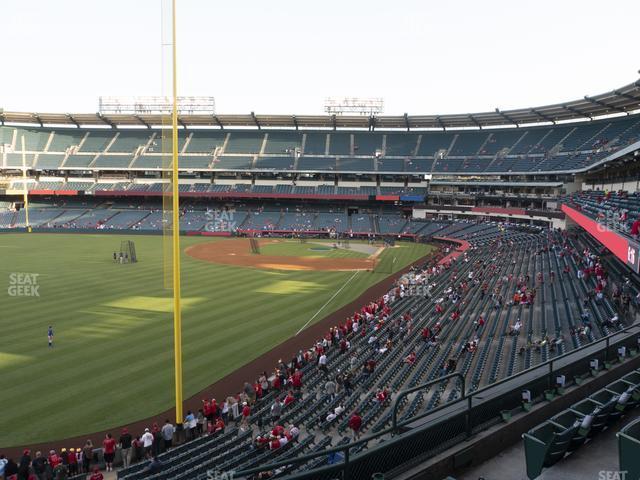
[204,208,237,233]
[561,205,640,273]
[8,272,40,297]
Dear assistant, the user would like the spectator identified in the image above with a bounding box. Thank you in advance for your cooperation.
[141,428,154,458]
[102,433,116,472]
[325,378,337,399]
[184,410,196,441]
[31,451,48,480]
[17,449,30,480]
[161,419,175,450]
[67,449,78,477]
[270,398,283,423]
[4,458,18,480]
[142,456,163,475]
[197,409,206,437]
[348,412,362,440]
[81,440,93,474]
[89,466,103,480]
[241,402,251,429]
[119,427,133,468]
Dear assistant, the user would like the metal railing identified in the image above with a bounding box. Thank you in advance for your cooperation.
[233,323,640,479]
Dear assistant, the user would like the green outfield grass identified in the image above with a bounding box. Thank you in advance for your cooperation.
[0,233,433,447]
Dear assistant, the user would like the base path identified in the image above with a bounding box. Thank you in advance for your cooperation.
[185,238,376,271]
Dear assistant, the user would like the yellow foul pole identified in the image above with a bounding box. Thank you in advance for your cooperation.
[171,0,183,425]
[21,136,31,232]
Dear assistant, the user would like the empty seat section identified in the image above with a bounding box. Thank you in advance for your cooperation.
[93,155,134,168]
[298,157,336,170]
[224,132,264,154]
[450,131,489,156]
[481,130,523,155]
[108,132,151,153]
[328,133,351,155]
[377,158,406,172]
[213,156,254,169]
[49,130,84,152]
[6,153,35,167]
[178,156,211,169]
[79,131,116,152]
[255,156,295,170]
[64,155,95,168]
[337,157,374,172]
[509,128,552,155]
[15,127,50,151]
[353,133,382,156]
[303,133,327,155]
[185,132,226,153]
[132,155,165,169]
[385,133,419,156]
[264,132,302,154]
[35,154,66,169]
[417,132,455,156]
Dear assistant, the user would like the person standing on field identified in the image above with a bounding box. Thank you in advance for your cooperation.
[48,325,54,348]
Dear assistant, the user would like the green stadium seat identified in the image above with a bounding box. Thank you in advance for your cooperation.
[93,155,135,168]
[79,131,116,152]
[303,132,328,155]
[264,132,302,154]
[213,156,254,169]
[49,130,84,152]
[64,155,96,168]
[35,154,66,169]
[185,131,226,153]
[224,132,264,154]
[618,418,640,480]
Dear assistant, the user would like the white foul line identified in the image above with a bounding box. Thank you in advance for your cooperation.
[295,270,360,336]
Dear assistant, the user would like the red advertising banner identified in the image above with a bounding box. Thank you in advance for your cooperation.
[561,204,640,273]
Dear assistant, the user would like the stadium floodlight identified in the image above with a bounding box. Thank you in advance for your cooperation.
[324,97,384,116]
[98,96,215,115]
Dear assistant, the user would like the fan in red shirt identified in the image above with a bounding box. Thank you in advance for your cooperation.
[90,466,104,480]
[291,369,303,390]
[203,399,212,422]
[348,412,362,440]
[102,433,116,472]
[48,450,61,469]
[283,391,295,407]
[241,402,251,428]
[67,449,78,476]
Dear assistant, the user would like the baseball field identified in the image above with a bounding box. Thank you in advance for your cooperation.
[0,233,433,447]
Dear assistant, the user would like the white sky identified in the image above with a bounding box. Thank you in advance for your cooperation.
[2,0,639,116]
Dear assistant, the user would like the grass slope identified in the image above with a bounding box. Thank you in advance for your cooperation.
[0,233,432,446]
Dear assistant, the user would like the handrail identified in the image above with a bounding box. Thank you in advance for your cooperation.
[235,322,640,478]
[391,372,465,433]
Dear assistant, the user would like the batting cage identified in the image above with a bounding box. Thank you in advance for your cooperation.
[249,237,261,254]
[118,240,138,263]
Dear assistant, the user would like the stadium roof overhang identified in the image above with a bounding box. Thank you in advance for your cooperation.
[2,79,640,130]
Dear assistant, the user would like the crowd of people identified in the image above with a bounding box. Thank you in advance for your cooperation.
[0,241,450,480]
[3,224,634,480]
